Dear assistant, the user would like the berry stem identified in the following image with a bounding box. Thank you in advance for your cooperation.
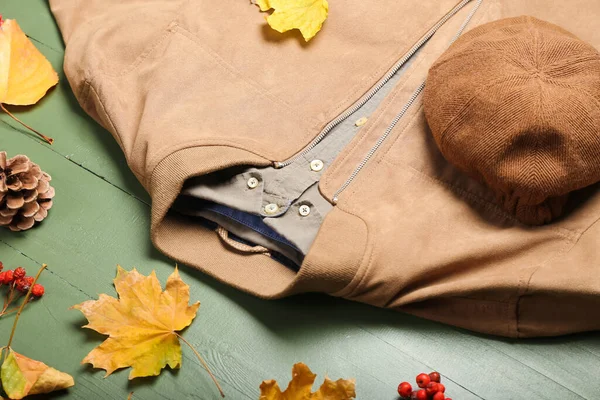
[175,333,225,398]
[0,307,19,317]
[1,104,54,145]
[2,284,18,314]
[4,285,22,313]
[2,288,8,313]
[0,298,31,317]
[5,264,47,350]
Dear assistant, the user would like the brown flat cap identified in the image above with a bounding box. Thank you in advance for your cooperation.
[424,16,600,225]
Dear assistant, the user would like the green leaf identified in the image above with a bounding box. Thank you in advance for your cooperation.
[1,351,28,399]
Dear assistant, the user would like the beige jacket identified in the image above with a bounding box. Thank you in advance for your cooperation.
[50,0,600,337]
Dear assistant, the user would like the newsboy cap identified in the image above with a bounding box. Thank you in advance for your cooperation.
[424,16,600,225]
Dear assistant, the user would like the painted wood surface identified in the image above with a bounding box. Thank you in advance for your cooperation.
[0,2,599,399]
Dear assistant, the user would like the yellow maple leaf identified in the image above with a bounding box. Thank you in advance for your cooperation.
[0,348,75,400]
[72,266,200,379]
[255,0,329,42]
[0,18,58,105]
[73,266,224,396]
[260,363,356,400]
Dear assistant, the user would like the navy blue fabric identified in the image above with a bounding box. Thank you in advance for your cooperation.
[180,199,301,271]
[200,201,301,251]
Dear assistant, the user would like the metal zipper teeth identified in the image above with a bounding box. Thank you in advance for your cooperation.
[332,0,484,204]
[274,0,476,169]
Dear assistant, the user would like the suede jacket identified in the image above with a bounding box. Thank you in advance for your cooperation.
[50,0,600,337]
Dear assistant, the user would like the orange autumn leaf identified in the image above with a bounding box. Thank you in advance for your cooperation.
[260,363,356,400]
[0,17,58,105]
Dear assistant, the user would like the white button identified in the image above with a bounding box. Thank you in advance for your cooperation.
[298,205,311,217]
[247,177,259,189]
[355,117,368,127]
[264,203,279,214]
[310,159,324,172]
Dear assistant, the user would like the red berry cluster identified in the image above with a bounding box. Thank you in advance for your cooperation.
[0,262,44,298]
[397,372,452,400]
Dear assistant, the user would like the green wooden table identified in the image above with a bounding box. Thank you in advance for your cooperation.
[1,2,599,399]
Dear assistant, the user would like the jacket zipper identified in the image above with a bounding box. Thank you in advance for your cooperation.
[332,0,484,204]
[273,0,479,170]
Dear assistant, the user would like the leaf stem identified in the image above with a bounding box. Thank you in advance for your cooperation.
[1,104,54,145]
[175,333,225,398]
[6,264,47,350]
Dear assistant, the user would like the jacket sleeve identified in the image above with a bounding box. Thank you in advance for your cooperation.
[516,215,600,337]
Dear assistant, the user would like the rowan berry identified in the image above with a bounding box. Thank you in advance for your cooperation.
[437,383,446,393]
[398,382,412,398]
[426,382,439,396]
[433,392,445,400]
[415,389,428,400]
[14,267,26,280]
[429,371,441,383]
[31,284,45,298]
[416,373,430,388]
[16,276,34,293]
[3,270,14,284]
[14,279,25,291]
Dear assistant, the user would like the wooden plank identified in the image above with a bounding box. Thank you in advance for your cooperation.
[357,321,595,399]
[0,242,252,400]
[2,1,64,53]
[482,335,600,398]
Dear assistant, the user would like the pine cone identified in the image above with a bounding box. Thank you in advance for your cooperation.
[0,152,54,231]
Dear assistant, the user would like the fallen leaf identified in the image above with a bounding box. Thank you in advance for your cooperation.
[255,0,329,41]
[0,348,74,399]
[0,17,58,105]
[260,363,356,400]
[0,16,58,144]
[72,266,200,379]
